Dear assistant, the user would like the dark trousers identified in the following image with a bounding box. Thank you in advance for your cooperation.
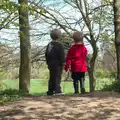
[73,77,85,93]
[48,65,63,94]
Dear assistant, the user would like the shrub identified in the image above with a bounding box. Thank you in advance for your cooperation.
[0,89,24,103]
[95,68,108,78]
[102,80,120,92]
[95,68,116,79]
[109,70,116,78]
[0,68,8,90]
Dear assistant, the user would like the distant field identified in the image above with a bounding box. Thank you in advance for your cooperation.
[1,78,114,95]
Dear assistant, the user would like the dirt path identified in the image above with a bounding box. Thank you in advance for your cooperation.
[0,92,120,120]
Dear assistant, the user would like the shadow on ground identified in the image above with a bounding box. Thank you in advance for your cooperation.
[0,92,120,120]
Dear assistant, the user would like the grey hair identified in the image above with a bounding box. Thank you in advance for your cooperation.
[50,29,61,40]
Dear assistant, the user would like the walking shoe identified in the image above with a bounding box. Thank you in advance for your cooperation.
[74,91,79,94]
[46,91,55,96]
[81,88,86,94]
[54,92,65,96]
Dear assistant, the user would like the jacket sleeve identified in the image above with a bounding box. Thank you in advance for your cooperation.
[84,46,89,68]
[45,45,48,64]
[84,46,88,56]
[64,48,72,72]
[59,44,65,65]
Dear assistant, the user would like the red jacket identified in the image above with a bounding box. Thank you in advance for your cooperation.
[64,44,88,72]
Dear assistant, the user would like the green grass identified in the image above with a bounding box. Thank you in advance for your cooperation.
[0,78,115,103]
[1,78,114,95]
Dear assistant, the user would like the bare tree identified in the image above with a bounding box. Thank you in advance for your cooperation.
[30,0,113,91]
[0,0,115,91]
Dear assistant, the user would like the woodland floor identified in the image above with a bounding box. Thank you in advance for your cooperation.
[0,92,120,120]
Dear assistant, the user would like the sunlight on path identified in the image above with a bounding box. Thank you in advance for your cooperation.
[0,92,120,120]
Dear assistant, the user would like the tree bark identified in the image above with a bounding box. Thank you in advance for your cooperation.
[115,45,120,79]
[114,0,120,80]
[18,0,31,93]
[88,40,98,92]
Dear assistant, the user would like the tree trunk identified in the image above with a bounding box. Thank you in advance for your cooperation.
[18,0,31,93]
[114,0,120,80]
[88,40,98,92]
[88,61,96,92]
[115,45,120,79]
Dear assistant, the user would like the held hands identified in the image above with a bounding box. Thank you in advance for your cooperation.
[64,65,68,72]
[64,65,71,72]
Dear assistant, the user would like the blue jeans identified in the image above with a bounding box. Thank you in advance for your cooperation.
[48,65,63,94]
[73,77,85,93]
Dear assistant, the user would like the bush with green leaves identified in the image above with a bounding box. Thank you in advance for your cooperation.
[102,80,120,92]
[0,67,8,90]
[95,68,108,78]
[109,70,116,78]
[95,68,116,78]
[0,89,27,103]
